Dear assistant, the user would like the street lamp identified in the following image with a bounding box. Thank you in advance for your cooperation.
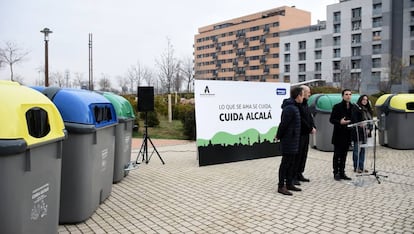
[40,27,52,87]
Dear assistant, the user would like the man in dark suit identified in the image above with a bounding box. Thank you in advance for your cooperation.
[329,89,354,181]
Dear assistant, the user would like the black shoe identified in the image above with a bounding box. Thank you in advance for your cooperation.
[293,179,301,186]
[278,186,293,196]
[298,174,310,182]
[334,174,341,181]
[340,174,352,180]
[286,185,302,192]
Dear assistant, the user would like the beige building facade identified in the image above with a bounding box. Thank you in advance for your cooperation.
[194,6,311,82]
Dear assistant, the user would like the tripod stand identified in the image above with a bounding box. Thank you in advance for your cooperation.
[136,111,165,165]
[349,119,387,184]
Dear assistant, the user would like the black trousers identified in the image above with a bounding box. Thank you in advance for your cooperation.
[333,143,350,175]
[278,153,299,187]
[295,134,310,177]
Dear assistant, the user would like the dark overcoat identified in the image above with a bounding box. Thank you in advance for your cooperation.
[276,98,301,154]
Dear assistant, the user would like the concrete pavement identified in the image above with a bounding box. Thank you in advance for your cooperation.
[58,140,414,233]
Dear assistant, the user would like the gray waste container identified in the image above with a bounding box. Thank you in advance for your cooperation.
[0,81,66,234]
[99,92,136,183]
[38,87,118,224]
[375,93,414,149]
[308,93,360,152]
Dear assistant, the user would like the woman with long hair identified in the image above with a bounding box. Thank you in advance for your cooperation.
[351,95,373,173]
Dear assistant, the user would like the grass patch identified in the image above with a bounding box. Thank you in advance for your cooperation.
[133,116,187,140]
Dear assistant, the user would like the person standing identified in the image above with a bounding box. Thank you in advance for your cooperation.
[275,87,304,195]
[351,95,373,173]
[329,89,354,181]
[294,85,316,184]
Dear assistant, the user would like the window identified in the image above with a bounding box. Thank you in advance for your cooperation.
[298,75,306,82]
[352,8,361,19]
[273,64,279,68]
[299,41,306,50]
[315,50,322,60]
[372,58,381,68]
[334,24,341,33]
[373,3,382,15]
[411,26,414,37]
[315,62,322,71]
[333,48,341,58]
[273,22,279,27]
[283,75,290,82]
[285,43,290,51]
[333,11,341,22]
[284,64,290,72]
[284,54,290,62]
[299,52,306,61]
[351,72,361,81]
[373,17,382,28]
[315,38,322,48]
[333,36,341,46]
[273,53,279,58]
[352,47,361,56]
[410,55,414,66]
[333,73,341,82]
[373,31,381,40]
[352,34,361,44]
[315,74,322,79]
[299,64,306,72]
[250,26,259,31]
[333,61,341,70]
[373,44,382,54]
[352,21,361,31]
[351,60,361,69]
[372,72,381,79]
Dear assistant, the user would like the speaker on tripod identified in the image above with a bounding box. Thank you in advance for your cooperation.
[135,87,164,165]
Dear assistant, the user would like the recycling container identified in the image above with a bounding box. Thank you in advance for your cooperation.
[0,81,66,234]
[308,93,360,152]
[375,94,414,149]
[99,92,135,183]
[38,87,118,224]
[374,94,393,146]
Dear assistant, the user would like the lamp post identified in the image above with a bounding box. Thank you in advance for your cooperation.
[40,27,52,87]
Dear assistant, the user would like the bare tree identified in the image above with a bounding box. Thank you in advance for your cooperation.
[143,67,154,86]
[99,73,111,91]
[50,71,65,87]
[380,57,407,93]
[156,37,179,93]
[74,72,86,89]
[181,56,194,92]
[64,69,71,88]
[0,41,29,81]
[173,62,183,93]
[127,61,146,92]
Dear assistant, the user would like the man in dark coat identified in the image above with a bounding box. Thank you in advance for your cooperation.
[275,86,304,196]
[294,85,316,184]
[329,89,354,181]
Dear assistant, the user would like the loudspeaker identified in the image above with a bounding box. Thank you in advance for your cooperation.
[137,86,154,112]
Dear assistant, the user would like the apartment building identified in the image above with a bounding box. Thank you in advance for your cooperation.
[280,0,414,94]
[193,6,311,82]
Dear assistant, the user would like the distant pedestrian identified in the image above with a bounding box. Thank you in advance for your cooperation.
[330,89,354,181]
[275,86,304,195]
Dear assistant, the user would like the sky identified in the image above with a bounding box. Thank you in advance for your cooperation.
[0,0,337,87]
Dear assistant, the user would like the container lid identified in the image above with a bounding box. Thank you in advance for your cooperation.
[44,87,118,127]
[374,94,393,107]
[0,81,65,147]
[314,93,360,112]
[389,94,414,112]
[100,92,135,119]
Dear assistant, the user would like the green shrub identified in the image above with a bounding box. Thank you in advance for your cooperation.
[174,104,196,140]
[139,111,160,127]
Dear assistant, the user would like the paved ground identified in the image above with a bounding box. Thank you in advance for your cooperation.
[58,139,414,233]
